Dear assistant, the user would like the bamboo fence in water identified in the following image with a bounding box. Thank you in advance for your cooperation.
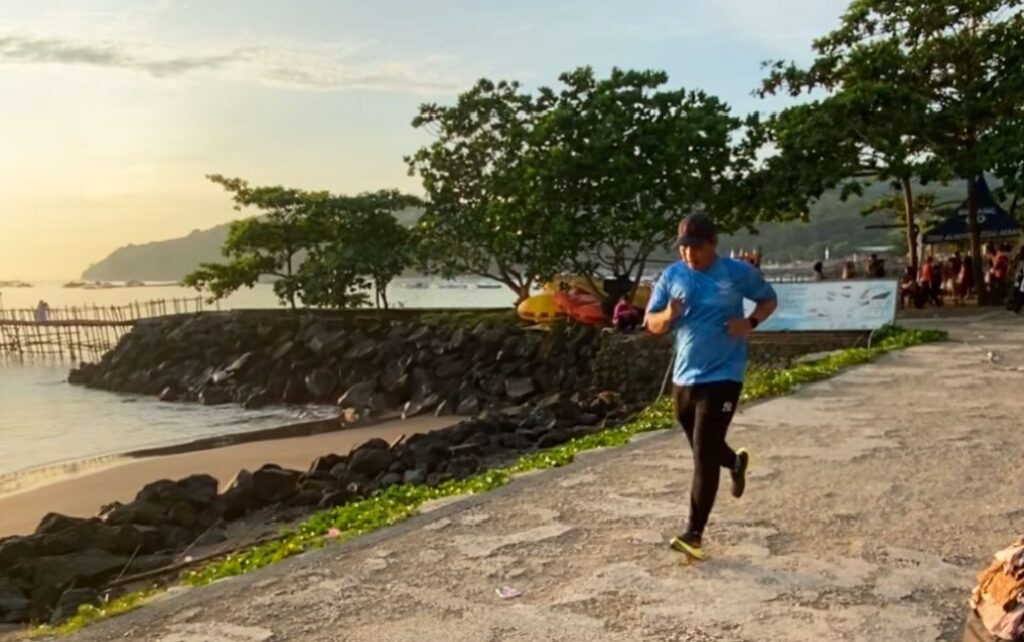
[0,297,216,362]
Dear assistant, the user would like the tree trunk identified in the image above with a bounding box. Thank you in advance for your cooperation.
[379,282,389,310]
[517,281,531,305]
[629,257,648,300]
[286,256,296,310]
[967,177,985,301]
[900,177,919,272]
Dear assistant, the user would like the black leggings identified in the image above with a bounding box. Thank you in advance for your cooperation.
[673,381,743,536]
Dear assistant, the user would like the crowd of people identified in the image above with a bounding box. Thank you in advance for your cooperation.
[899,243,1023,309]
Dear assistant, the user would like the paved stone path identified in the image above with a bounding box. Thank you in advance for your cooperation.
[54,312,1024,642]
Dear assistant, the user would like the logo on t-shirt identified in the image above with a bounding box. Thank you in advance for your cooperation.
[722,401,734,413]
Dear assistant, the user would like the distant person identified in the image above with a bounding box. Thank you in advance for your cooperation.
[867,254,880,278]
[989,244,1011,286]
[1008,247,1024,314]
[899,266,919,309]
[842,261,857,280]
[947,252,963,301]
[919,256,942,307]
[34,300,49,322]
[812,261,826,281]
[613,295,641,332]
[958,255,975,302]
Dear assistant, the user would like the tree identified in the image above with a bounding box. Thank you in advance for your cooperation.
[408,69,791,304]
[989,116,1024,220]
[766,0,1024,297]
[303,190,420,309]
[185,175,418,310]
[534,67,778,294]
[187,175,325,308]
[181,255,269,302]
[761,38,932,271]
[406,79,580,303]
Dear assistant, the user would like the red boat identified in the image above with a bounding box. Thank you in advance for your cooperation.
[554,289,609,326]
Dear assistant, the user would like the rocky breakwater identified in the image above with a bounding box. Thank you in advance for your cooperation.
[0,396,628,627]
[68,312,610,419]
[2,313,651,627]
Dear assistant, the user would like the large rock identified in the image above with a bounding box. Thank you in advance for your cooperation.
[337,380,376,410]
[305,368,338,400]
[0,537,37,568]
[198,388,232,406]
[252,467,301,504]
[136,475,218,508]
[308,454,344,475]
[50,588,100,625]
[101,501,167,527]
[505,377,536,404]
[402,394,441,420]
[0,578,29,624]
[344,340,378,362]
[308,330,344,357]
[34,513,89,536]
[220,469,255,518]
[282,374,308,404]
[29,549,126,591]
[347,448,393,478]
[456,396,482,416]
[270,340,296,361]
[434,358,467,379]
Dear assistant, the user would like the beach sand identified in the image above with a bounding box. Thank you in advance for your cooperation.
[0,415,457,538]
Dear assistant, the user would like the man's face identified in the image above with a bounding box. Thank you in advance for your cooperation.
[679,240,718,271]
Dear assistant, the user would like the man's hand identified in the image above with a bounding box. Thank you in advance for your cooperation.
[726,317,755,338]
[645,297,684,335]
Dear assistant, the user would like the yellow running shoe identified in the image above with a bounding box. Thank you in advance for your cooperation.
[669,533,704,560]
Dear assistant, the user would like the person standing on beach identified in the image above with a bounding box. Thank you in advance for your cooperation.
[645,213,778,561]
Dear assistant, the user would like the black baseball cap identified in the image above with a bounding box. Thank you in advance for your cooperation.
[677,213,717,247]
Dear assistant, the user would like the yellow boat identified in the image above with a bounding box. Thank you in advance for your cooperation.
[539,276,653,309]
[516,292,567,324]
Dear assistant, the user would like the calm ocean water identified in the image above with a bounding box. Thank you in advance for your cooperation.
[0,278,516,481]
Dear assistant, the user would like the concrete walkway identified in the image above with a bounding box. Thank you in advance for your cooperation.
[56,312,1024,642]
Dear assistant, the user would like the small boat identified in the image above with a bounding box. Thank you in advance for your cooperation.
[554,289,608,326]
[0,280,32,288]
[475,282,502,290]
[403,281,428,290]
[517,292,567,324]
[438,281,469,289]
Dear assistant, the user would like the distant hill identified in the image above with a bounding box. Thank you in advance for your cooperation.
[82,224,231,281]
[82,182,986,281]
[81,209,424,282]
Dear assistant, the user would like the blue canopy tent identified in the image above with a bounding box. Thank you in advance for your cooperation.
[922,178,1021,244]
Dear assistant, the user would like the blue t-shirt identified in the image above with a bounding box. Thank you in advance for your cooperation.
[648,258,776,386]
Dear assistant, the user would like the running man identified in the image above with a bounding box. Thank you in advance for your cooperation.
[645,213,778,560]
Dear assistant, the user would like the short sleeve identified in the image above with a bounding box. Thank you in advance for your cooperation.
[735,262,776,303]
[646,269,672,313]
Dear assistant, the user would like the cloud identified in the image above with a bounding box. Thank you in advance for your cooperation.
[0,34,458,93]
[0,35,236,77]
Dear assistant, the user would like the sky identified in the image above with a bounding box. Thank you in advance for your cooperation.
[0,0,851,280]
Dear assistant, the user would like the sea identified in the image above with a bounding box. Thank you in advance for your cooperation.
[0,278,516,484]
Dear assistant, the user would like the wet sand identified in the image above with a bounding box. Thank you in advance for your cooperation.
[0,415,457,538]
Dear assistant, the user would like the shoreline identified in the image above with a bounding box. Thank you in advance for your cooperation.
[0,413,461,538]
[0,413,374,498]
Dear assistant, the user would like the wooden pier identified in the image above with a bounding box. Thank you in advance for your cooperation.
[0,297,215,362]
